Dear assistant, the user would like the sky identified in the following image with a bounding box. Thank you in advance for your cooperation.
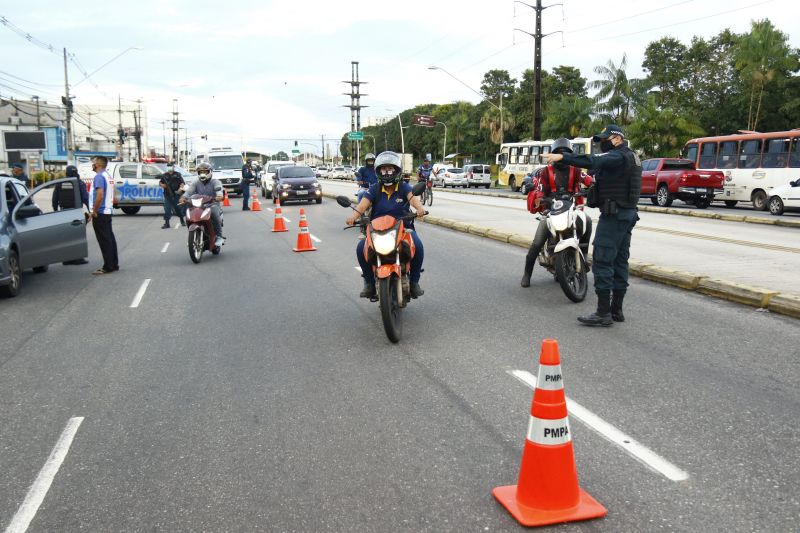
[1,0,798,157]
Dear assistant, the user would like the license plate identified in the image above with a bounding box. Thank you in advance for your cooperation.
[699,188,709,193]
[297,190,309,196]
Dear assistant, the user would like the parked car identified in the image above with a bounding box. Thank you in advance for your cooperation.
[520,173,535,195]
[640,158,724,208]
[316,167,330,178]
[463,164,492,188]
[767,178,800,215]
[330,166,349,180]
[0,177,89,297]
[272,166,323,204]
[261,161,295,198]
[435,167,467,188]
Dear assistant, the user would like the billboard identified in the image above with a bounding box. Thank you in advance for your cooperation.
[3,131,47,151]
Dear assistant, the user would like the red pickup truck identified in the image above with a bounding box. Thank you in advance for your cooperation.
[641,158,724,209]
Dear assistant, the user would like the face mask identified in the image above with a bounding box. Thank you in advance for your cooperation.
[600,139,615,153]
[199,173,210,182]
[553,161,568,171]
[167,166,175,172]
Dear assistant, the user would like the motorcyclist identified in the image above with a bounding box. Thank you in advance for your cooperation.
[521,138,593,288]
[346,151,426,299]
[356,153,377,203]
[180,162,225,247]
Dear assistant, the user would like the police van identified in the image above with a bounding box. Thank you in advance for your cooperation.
[207,147,245,195]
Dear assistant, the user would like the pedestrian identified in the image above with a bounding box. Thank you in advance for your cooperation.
[158,162,186,228]
[88,156,119,275]
[542,124,642,326]
[11,163,30,188]
[53,165,90,265]
[241,158,254,210]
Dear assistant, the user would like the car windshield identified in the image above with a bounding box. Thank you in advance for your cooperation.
[208,156,244,170]
[155,164,192,177]
[448,168,464,174]
[268,164,290,172]
[280,167,315,179]
[334,167,344,171]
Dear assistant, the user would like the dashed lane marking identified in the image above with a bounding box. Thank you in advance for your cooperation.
[508,369,690,482]
[130,279,151,308]
[5,417,85,533]
[161,242,170,253]
[310,234,321,243]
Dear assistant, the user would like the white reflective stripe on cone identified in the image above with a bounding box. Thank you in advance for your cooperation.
[536,364,564,391]
[527,416,572,445]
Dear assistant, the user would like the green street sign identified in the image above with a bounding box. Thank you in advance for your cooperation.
[291,149,300,154]
[347,131,364,141]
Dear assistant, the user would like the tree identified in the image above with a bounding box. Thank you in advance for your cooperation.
[589,53,650,125]
[642,37,689,107]
[541,96,594,139]
[480,69,516,105]
[543,65,587,100]
[735,19,799,130]
[274,151,289,161]
[627,95,704,158]
[480,104,516,145]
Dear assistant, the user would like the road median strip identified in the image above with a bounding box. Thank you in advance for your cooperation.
[321,190,799,319]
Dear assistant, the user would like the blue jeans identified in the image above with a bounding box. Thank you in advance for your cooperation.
[357,230,424,284]
[163,194,184,222]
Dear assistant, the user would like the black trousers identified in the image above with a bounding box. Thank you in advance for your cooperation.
[92,214,119,271]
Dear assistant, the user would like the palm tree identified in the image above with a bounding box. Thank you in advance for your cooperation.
[542,96,594,138]
[589,54,650,125]
[627,95,704,158]
[480,105,515,145]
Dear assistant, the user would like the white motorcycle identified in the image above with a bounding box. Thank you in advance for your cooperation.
[536,193,591,302]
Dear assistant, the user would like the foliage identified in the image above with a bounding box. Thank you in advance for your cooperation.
[627,95,704,158]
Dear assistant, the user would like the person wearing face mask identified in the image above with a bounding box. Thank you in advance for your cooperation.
[180,162,225,247]
[521,138,593,288]
[356,153,377,203]
[158,162,186,228]
[542,124,642,326]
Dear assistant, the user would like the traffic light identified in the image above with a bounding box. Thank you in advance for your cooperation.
[294,141,298,147]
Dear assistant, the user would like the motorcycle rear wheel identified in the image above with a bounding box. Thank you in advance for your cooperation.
[378,277,402,343]
[555,249,587,303]
[189,229,204,263]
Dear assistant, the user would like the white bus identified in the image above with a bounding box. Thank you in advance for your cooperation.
[496,137,594,191]
[682,130,800,210]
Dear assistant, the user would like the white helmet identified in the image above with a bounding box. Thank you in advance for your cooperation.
[373,151,402,185]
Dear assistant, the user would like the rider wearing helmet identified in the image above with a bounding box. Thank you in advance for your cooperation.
[356,153,377,203]
[417,157,433,182]
[180,162,225,247]
[520,138,593,288]
[346,151,426,299]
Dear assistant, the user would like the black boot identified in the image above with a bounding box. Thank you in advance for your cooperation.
[520,256,535,288]
[360,279,376,299]
[611,290,626,322]
[410,283,424,298]
[578,291,613,327]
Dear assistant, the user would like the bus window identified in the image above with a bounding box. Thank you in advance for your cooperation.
[683,142,698,164]
[571,143,586,155]
[530,146,541,164]
[738,139,762,169]
[762,138,790,168]
[521,146,530,164]
[791,137,800,168]
[716,141,738,169]
[510,147,518,164]
[698,142,717,168]
[497,152,507,166]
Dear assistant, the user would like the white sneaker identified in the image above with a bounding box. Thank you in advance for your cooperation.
[215,236,225,247]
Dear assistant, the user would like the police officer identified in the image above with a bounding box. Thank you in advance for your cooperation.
[158,162,186,228]
[241,158,254,210]
[11,163,29,187]
[542,125,641,326]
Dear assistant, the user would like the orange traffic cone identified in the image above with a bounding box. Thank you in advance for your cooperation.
[251,188,262,212]
[222,190,231,207]
[493,338,607,527]
[293,208,317,252]
[271,199,288,232]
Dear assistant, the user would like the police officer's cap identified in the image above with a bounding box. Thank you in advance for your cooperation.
[11,163,23,169]
[592,124,625,142]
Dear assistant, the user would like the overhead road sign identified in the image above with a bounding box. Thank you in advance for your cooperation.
[347,132,364,141]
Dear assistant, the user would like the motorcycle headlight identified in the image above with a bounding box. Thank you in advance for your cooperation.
[372,231,397,255]
[191,198,203,207]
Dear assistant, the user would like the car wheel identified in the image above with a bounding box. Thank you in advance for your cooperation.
[768,196,784,216]
[724,200,738,208]
[695,197,711,209]
[752,189,768,211]
[656,184,673,207]
[33,265,49,273]
[650,197,659,205]
[121,206,141,215]
[509,176,518,192]
[0,249,21,297]
[316,198,322,204]
[485,184,490,189]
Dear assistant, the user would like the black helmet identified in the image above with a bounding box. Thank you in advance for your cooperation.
[196,162,213,182]
[65,165,79,177]
[550,138,573,154]
[374,151,402,186]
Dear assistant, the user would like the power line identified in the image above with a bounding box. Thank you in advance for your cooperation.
[564,0,696,34]
[0,70,62,88]
[0,75,61,98]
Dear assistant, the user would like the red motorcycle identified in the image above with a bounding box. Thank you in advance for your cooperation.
[185,194,222,263]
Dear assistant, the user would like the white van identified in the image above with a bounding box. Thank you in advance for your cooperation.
[207,148,245,195]
[463,164,492,188]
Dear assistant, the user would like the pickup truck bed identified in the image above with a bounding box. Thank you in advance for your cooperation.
[641,158,724,208]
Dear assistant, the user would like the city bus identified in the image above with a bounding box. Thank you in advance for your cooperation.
[496,137,594,191]
[682,130,800,210]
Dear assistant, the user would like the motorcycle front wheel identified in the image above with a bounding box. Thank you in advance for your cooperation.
[554,249,587,303]
[189,228,204,263]
[378,277,402,343]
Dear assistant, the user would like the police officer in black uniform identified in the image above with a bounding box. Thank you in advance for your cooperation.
[241,159,254,210]
[542,125,641,326]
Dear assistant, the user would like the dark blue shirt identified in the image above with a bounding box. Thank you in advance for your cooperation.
[357,166,377,188]
[364,181,413,219]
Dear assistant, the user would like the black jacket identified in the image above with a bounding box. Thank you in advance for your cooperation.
[560,142,641,208]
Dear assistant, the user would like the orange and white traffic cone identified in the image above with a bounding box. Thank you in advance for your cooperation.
[293,208,317,252]
[222,190,231,207]
[493,338,607,527]
[271,199,288,232]
[251,188,262,212]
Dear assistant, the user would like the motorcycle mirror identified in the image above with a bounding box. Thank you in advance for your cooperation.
[411,182,426,196]
[336,195,354,207]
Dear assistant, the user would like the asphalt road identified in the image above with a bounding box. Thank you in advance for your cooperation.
[1,199,798,532]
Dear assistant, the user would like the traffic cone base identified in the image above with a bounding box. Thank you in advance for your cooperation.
[493,485,607,527]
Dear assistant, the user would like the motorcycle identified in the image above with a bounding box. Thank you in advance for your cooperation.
[185,194,223,263]
[536,193,590,302]
[337,181,427,343]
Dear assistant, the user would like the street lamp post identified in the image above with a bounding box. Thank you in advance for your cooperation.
[386,109,406,154]
[435,121,447,161]
[365,134,376,155]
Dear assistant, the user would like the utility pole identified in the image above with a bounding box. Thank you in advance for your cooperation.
[117,94,125,161]
[158,121,167,158]
[62,48,74,164]
[134,98,143,161]
[171,99,179,164]
[342,61,367,165]
[32,96,41,129]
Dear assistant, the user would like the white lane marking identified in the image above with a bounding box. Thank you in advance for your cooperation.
[174,222,181,229]
[130,279,151,308]
[283,217,292,223]
[161,242,170,253]
[310,234,321,243]
[266,207,273,212]
[5,417,85,533]
[508,369,690,482]
[354,266,362,272]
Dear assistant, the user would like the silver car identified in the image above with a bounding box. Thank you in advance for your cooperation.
[0,176,89,297]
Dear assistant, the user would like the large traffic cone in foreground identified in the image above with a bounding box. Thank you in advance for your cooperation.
[293,208,317,252]
[222,189,231,207]
[251,188,262,211]
[271,199,288,232]
[493,338,607,527]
